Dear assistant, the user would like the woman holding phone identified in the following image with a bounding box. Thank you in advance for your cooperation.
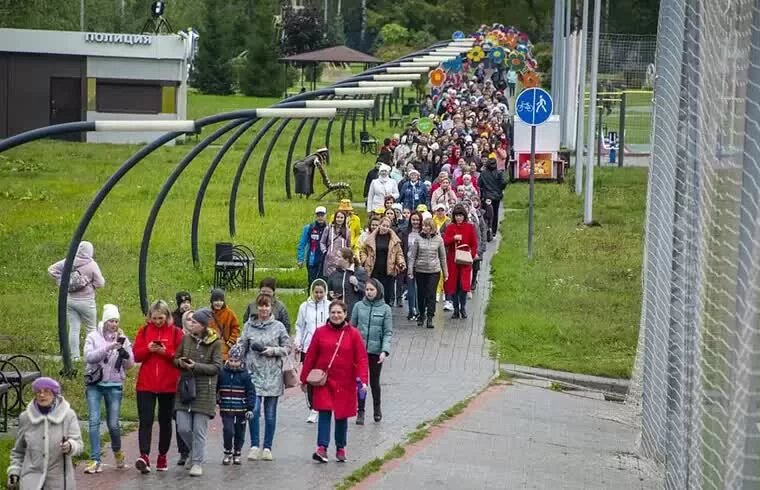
[132,300,183,474]
[82,304,134,474]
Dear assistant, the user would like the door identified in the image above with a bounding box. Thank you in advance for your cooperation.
[50,77,82,141]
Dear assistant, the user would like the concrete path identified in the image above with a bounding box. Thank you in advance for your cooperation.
[78,233,501,489]
[363,382,659,490]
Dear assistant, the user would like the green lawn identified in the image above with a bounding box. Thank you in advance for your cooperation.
[485,168,647,378]
[0,92,393,356]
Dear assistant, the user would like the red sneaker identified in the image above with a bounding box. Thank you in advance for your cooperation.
[312,446,328,463]
[336,448,347,462]
[135,454,151,474]
[156,454,168,472]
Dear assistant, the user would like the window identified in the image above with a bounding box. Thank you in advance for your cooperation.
[95,81,162,114]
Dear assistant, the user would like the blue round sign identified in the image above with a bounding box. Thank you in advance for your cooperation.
[452,31,465,40]
[515,88,553,126]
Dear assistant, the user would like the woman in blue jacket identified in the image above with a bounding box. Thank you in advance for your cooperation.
[350,278,393,425]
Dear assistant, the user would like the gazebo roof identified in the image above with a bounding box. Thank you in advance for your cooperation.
[280,45,382,64]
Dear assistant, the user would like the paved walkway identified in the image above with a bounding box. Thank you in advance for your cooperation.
[363,382,659,490]
[79,234,501,489]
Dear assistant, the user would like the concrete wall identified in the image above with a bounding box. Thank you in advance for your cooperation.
[87,57,183,82]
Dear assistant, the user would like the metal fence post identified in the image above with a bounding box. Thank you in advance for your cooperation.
[618,91,626,167]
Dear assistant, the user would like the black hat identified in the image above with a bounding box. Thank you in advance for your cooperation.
[210,288,226,303]
[175,291,191,306]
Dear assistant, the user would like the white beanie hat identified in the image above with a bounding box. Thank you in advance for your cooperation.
[102,304,120,323]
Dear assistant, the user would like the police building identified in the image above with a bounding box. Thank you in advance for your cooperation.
[0,27,196,144]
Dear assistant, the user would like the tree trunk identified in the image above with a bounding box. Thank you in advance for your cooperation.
[360,0,366,48]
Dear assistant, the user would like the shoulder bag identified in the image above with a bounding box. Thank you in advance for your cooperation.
[179,372,197,403]
[84,360,104,386]
[282,355,299,389]
[306,329,346,387]
[68,265,90,293]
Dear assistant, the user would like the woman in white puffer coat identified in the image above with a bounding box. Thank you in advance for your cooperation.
[294,278,330,423]
[366,164,400,212]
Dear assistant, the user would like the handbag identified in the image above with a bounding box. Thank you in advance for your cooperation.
[84,361,104,386]
[282,355,299,389]
[455,244,473,265]
[179,372,197,404]
[67,265,90,293]
[306,329,345,387]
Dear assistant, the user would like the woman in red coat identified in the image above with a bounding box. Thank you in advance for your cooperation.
[300,300,368,464]
[443,204,479,319]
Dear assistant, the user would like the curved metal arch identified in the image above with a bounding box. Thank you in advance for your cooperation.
[340,107,350,154]
[305,118,321,156]
[191,118,259,264]
[228,117,279,237]
[285,118,311,199]
[0,122,95,152]
[257,117,292,216]
[351,108,358,144]
[139,119,248,313]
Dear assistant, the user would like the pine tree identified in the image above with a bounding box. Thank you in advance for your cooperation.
[240,0,286,97]
[190,0,234,95]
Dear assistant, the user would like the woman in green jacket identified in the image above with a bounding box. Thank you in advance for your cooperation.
[350,278,393,424]
[173,308,223,477]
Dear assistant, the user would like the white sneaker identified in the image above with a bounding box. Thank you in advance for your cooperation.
[443,300,454,311]
[188,464,203,477]
[247,447,261,461]
[262,448,273,461]
[307,410,318,424]
[437,292,444,302]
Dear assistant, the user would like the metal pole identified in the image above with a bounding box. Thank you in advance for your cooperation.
[618,91,626,167]
[583,0,601,224]
[597,104,602,167]
[528,125,536,259]
[551,0,562,107]
[80,0,85,31]
[562,0,573,144]
[574,0,590,194]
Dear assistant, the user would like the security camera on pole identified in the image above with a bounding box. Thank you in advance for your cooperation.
[515,87,553,259]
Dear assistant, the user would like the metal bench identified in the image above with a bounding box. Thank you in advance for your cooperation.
[0,372,15,432]
[0,354,42,415]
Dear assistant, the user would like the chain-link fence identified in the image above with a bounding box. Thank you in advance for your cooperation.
[584,33,657,90]
[579,90,653,161]
[628,0,760,487]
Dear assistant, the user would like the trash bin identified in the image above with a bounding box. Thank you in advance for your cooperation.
[294,158,315,196]
[216,242,234,261]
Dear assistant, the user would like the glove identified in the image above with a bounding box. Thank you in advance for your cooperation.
[245,411,254,420]
[8,475,19,490]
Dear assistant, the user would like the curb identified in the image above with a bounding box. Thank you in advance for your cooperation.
[500,363,630,396]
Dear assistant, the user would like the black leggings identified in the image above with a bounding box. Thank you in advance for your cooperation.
[415,271,440,319]
[373,273,396,306]
[358,353,383,412]
[137,391,175,456]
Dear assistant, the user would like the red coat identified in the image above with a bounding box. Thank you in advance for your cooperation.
[443,221,478,294]
[300,323,369,419]
[133,322,183,393]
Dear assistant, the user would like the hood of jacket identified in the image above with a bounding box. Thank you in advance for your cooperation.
[191,327,219,345]
[74,241,94,267]
[362,277,386,306]
[248,315,278,330]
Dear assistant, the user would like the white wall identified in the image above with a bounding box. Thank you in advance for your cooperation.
[87,57,183,82]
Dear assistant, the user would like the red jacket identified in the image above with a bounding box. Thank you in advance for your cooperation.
[300,323,368,419]
[443,221,478,295]
[133,322,183,393]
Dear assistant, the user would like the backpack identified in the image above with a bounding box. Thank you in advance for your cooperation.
[68,267,90,293]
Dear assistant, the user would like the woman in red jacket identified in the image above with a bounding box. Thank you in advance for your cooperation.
[132,300,183,474]
[300,300,368,464]
[443,204,478,319]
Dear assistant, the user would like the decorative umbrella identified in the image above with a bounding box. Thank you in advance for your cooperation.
[521,71,540,88]
[429,68,447,87]
[467,46,486,63]
[489,47,506,65]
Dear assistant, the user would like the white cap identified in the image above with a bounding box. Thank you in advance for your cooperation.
[102,304,120,322]
[434,203,447,211]
[392,203,403,211]
[314,206,327,214]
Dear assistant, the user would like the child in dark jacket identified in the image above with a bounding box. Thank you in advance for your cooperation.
[217,344,256,465]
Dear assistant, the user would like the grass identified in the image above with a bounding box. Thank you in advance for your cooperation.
[0,91,394,482]
[484,168,647,378]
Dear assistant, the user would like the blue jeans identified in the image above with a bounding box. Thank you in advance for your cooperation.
[249,396,278,450]
[86,384,123,461]
[317,411,347,449]
[406,276,417,315]
[307,262,322,287]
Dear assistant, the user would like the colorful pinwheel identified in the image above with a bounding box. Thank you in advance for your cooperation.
[504,33,518,49]
[467,46,486,63]
[521,71,540,88]
[429,68,446,87]
[516,43,529,54]
[489,47,506,65]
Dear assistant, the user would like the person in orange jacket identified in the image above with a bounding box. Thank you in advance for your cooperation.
[210,288,240,360]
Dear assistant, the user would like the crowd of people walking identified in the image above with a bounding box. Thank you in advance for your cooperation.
[12,60,511,488]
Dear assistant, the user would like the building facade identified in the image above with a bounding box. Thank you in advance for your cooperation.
[0,28,193,144]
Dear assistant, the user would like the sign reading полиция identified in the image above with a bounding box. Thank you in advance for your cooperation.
[84,32,153,46]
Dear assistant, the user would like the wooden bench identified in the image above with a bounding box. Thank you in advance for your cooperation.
[0,355,42,415]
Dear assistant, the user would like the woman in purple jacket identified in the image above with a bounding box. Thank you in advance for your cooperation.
[82,304,134,474]
[48,241,106,361]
